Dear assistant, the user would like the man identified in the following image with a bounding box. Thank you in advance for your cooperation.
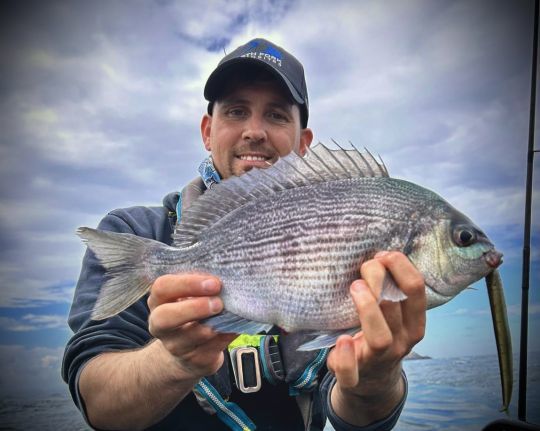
[62,38,426,431]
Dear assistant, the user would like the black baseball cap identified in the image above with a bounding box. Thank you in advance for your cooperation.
[204,38,309,128]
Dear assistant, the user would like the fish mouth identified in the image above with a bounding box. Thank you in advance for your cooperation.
[484,249,503,269]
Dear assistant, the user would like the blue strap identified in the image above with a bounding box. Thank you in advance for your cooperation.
[195,378,256,431]
[289,348,330,396]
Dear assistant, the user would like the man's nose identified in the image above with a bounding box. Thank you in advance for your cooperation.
[242,116,267,143]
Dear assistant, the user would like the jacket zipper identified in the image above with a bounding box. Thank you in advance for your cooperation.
[198,379,253,431]
[294,348,329,390]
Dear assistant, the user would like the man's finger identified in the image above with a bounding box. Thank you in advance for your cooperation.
[350,280,393,354]
[359,259,386,299]
[164,325,236,358]
[173,333,237,377]
[360,257,404,335]
[373,252,425,299]
[332,336,359,389]
[374,252,426,340]
[148,273,221,310]
[149,296,223,337]
[379,300,403,335]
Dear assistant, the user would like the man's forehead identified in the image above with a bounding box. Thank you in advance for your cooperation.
[218,82,295,109]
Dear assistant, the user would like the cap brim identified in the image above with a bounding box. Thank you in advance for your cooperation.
[204,57,305,106]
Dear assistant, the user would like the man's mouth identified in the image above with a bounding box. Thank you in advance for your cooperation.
[238,155,269,162]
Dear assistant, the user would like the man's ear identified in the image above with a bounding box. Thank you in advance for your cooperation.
[201,114,212,151]
[298,127,314,156]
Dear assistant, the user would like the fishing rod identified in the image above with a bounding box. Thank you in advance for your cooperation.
[519,0,539,422]
[483,2,539,430]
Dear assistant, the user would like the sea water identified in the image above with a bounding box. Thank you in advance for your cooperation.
[394,352,540,430]
[0,353,538,430]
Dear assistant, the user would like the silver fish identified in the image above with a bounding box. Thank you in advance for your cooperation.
[77,144,509,404]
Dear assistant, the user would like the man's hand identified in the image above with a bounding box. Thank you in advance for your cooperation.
[327,251,426,426]
[147,273,237,379]
[79,273,236,430]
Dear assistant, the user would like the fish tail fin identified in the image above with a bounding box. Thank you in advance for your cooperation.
[77,227,170,320]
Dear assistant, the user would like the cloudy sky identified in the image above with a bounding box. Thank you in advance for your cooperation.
[0,0,538,406]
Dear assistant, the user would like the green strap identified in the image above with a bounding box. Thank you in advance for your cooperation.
[228,334,278,351]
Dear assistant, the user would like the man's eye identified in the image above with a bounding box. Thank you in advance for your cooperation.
[268,112,288,122]
[227,108,246,117]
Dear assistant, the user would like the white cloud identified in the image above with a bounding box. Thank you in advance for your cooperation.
[22,314,68,329]
[0,0,534,313]
[0,317,35,332]
[0,314,68,331]
[41,353,61,368]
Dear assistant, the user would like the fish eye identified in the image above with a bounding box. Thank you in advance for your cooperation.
[453,227,477,247]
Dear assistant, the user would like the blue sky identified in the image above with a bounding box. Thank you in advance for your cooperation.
[0,0,538,400]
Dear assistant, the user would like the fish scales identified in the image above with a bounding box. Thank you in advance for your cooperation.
[97,177,440,331]
[173,178,440,330]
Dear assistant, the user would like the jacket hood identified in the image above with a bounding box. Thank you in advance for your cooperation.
[162,191,180,213]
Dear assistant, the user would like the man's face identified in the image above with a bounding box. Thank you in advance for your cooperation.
[201,80,313,179]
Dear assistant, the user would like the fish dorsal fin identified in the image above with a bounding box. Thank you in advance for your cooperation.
[307,142,388,179]
[172,143,388,247]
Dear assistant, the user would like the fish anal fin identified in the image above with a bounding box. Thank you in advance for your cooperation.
[200,310,273,335]
[297,327,360,351]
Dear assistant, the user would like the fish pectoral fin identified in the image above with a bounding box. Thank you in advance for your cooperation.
[297,328,361,351]
[200,310,273,335]
[379,272,408,303]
